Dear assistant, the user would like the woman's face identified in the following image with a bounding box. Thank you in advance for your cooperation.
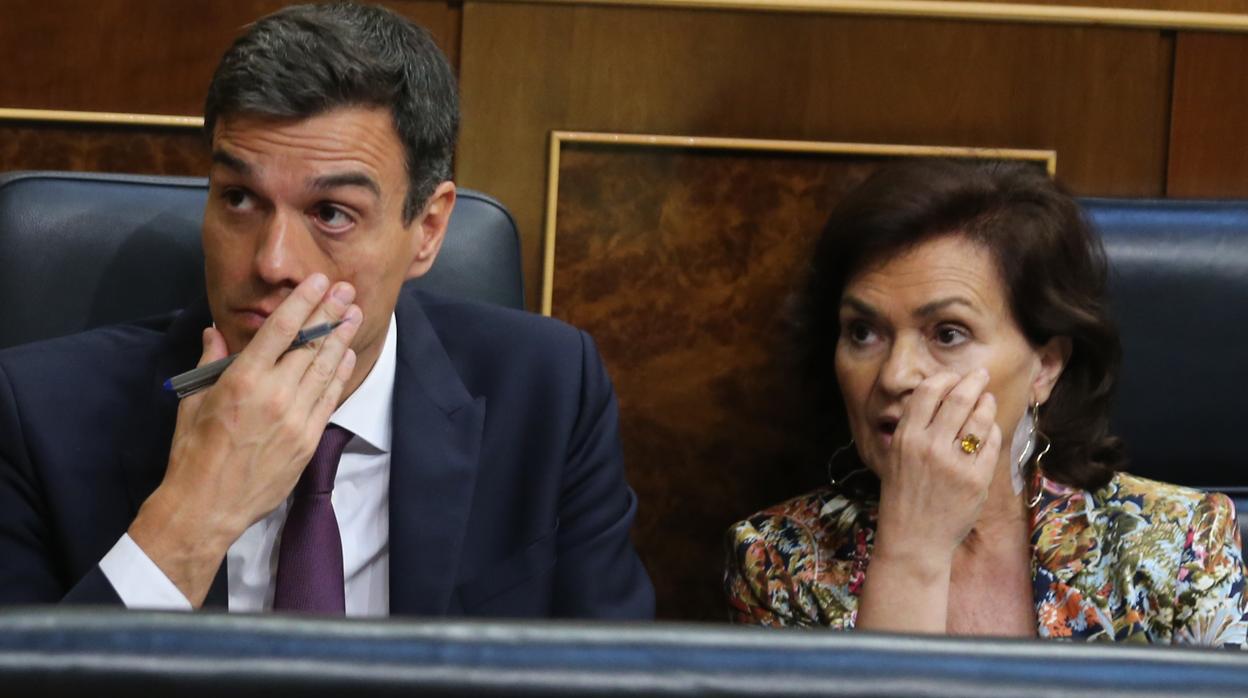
[834,234,1068,476]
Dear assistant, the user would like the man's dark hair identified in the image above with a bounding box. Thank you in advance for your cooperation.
[801,159,1125,492]
[203,2,458,224]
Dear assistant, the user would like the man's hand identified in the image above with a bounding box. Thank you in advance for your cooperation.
[129,273,362,606]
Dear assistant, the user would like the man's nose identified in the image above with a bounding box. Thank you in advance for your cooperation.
[253,208,308,287]
[877,334,929,398]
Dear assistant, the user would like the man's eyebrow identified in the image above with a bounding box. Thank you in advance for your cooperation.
[311,172,381,198]
[914,296,976,318]
[211,150,252,175]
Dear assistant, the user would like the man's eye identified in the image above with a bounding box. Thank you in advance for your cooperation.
[312,203,353,230]
[223,188,252,210]
[934,325,969,347]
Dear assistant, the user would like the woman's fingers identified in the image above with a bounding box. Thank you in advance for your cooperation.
[928,368,990,444]
[898,372,960,440]
[957,391,998,464]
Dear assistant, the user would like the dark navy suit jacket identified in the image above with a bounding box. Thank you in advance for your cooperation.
[0,288,654,618]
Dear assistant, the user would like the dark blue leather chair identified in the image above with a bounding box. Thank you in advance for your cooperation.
[0,171,523,350]
[1084,199,1248,532]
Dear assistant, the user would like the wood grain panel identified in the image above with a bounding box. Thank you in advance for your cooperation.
[933,0,1248,9]
[457,2,1174,312]
[489,0,1248,30]
[1167,32,1248,198]
[0,0,461,114]
[0,124,208,176]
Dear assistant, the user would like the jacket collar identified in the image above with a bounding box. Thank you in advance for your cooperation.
[1029,472,1103,585]
[387,289,486,615]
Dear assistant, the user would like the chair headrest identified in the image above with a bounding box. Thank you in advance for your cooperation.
[1083,198,1248,492]
[0,171,523,350]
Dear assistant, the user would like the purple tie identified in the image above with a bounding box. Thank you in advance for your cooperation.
[272,425,353,614]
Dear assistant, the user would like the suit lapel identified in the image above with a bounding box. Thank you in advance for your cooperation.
[388,292,486,615]
[117,298,229,609]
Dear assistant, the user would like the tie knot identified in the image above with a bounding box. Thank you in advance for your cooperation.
[298,424,353,496]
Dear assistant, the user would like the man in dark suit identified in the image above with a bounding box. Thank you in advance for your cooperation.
[0,2,654,618]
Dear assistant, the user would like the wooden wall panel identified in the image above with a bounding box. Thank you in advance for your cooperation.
[1,0,461,115]
[1167,32,1248,197]
[0,125,208,176]
[974,0,1248,8]
[456,2,1174,311]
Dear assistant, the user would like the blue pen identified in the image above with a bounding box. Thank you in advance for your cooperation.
[163,320,344,398]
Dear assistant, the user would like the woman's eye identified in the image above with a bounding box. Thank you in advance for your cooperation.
[934,325,969,347]
[845,321,877,345]
[312,203,353,230]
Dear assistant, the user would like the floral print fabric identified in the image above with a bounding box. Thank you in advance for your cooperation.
[724,472,1248,646]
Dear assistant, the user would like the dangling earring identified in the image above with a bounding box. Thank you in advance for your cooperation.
[1009,400,1038,496]
[1026,401,1052,508]
[827,439,868,488]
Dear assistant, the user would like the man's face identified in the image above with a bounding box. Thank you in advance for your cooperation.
[203,106,439,368]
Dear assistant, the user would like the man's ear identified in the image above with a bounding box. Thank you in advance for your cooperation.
[1032,336,1072,405]
[406,181,456,279]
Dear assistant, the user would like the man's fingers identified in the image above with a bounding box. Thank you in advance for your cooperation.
[293,305,362,417]
[272,281,358,381]
[241,273,330,364]
[307,348,357,430]
[296,282,357,342]
[178,327,231,417]
[199,326,230,366]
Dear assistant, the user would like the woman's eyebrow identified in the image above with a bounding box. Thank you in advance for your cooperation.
[839,296,878,318]
[914,296,976,318]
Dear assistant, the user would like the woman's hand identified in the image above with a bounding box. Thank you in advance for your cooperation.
[875,368,1002,559]
[855,368,1001,634]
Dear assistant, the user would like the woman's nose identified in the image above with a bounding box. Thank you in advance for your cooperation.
[877,335,929,397]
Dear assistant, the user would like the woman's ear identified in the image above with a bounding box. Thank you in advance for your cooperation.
[1032,336,1072,405]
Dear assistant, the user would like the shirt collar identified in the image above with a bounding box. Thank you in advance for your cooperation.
[329,313,396,453]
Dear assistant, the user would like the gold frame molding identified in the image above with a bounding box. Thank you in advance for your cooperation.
[0,107,203,129]
[493,0,1248,33]
[541,130,1056,315]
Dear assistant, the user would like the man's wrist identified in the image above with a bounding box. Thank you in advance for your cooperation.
[128,485,238,607]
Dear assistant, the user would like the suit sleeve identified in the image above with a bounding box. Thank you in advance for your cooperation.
[549,330,655,619]
[0,360,124,606]
[1171,492,1248,647]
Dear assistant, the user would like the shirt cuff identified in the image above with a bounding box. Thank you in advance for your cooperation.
[98,533,194,611]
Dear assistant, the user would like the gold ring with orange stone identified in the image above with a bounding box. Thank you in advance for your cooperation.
[958,433,982,455]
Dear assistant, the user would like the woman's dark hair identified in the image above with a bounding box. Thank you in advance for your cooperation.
[802,159,1125,490]
[203,2,458,225]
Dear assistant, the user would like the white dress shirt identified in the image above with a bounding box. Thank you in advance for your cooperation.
[99,316,396,617]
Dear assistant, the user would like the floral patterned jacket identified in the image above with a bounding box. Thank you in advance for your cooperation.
[724,472,1248,646]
